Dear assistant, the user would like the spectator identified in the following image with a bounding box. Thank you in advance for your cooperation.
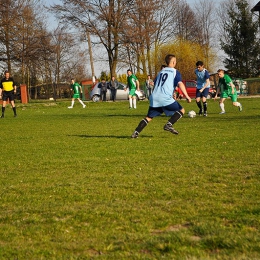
[98,79,108,102]
[145,75,154,98]
[109,76,119,102]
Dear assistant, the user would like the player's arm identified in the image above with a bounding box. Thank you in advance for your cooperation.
[178,82,191,103]
[0,86,2,97]
[136,80,140,91]
[214,84,220,100]
[229,81,236,94]
[199,78,210,92]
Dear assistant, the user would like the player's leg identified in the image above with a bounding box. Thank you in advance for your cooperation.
[132,96,137,109]
[77,98,86,108]
[1,92,8,118]
[9,91,17,117]
[219,97,226,114]
[1,101,6,118]
[129,88,136,108]
[196,90,202,115]
[219,91,228,114]
[68,98,75,108]
[163,102,184,135]
[202,89,209,116]
[131,107,161,138]
[10,101,17,117]
[129,95,133,108]
[230,94,242,111]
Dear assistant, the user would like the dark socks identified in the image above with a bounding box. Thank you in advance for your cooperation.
[196,101,202,112]
[203,102,207,112]
[135,118,149,134]
[168,111,183,125]
[13,107,17,116]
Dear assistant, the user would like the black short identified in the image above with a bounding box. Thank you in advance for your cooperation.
[2,91,15,101]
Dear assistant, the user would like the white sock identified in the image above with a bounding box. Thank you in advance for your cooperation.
[236,102,241,107]
[133,98,137,108]
[71,101,75,107]
[79,100,85,106]
[220,103,225,112]
[129,98,132,108]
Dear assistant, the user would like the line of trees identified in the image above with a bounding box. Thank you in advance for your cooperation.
[0,0,259,94]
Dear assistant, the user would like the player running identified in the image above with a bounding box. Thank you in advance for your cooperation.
[68,78,86,109]
[126,69,140,109]
[195,61,210,116]
[214,69,242,114]
[131,54,191,138]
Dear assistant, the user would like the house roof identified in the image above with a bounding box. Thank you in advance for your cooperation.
[251,1,260,12]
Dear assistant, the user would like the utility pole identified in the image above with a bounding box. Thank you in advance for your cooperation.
[86,31,95,82]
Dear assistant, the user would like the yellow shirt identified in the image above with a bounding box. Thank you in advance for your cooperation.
[1,78,15,91]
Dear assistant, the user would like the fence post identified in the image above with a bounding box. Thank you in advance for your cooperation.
[20,84,28,104]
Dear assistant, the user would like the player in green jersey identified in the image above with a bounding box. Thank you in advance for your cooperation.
[126,69,140,109]
[68,78,86,109]
[214,69,242,114]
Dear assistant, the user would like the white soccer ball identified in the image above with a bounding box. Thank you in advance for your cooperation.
[188,110,196,118]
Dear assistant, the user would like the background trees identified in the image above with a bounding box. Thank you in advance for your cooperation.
[218,0,260,78]
[0,0,259,92]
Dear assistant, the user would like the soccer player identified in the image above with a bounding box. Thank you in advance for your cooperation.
[214,69,242,114]
[195,61,210,116]
[126,69,140,109]
[0,71,17,118]
[131,54,191,138]
[68,78,86,108]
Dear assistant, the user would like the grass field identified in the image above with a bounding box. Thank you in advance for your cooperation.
[0,97,259,259]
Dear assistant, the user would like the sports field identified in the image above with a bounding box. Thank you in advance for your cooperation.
[0,98,259,259]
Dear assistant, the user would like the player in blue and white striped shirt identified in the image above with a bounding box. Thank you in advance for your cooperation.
[195,61,210,116]
[131,54,191,138]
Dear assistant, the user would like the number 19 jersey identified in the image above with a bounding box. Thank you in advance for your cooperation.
[150,68,181,107]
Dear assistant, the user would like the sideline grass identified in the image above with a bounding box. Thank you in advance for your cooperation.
[0,98,259,259]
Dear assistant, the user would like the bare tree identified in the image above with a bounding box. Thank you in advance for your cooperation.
[50,0,130,77]
[193,0,217,69]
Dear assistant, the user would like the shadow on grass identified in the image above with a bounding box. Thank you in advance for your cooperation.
[68,134,153,139]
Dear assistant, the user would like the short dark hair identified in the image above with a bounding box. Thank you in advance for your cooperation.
[165,54,175,66]
[160,65,166,70]
[217,69,225,73]
[127,69,132,73]
[4,70,9,74]
[196,61,204,67]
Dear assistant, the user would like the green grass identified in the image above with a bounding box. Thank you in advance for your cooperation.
[0,98,259,259]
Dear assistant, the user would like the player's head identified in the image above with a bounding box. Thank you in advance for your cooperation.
[127,69,132,76]
[4,70,10,79]
[71,78,75,83]
[165,54,176,68]
[196,61,204,71]
[217,69,225,78]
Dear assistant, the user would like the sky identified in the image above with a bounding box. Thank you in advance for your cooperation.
[44,0,260,77]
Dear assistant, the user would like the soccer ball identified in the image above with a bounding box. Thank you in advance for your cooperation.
[188,110,196,118]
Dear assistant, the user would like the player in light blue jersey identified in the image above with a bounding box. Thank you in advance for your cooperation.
[131,54,191,138]
[195,61,210,116]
